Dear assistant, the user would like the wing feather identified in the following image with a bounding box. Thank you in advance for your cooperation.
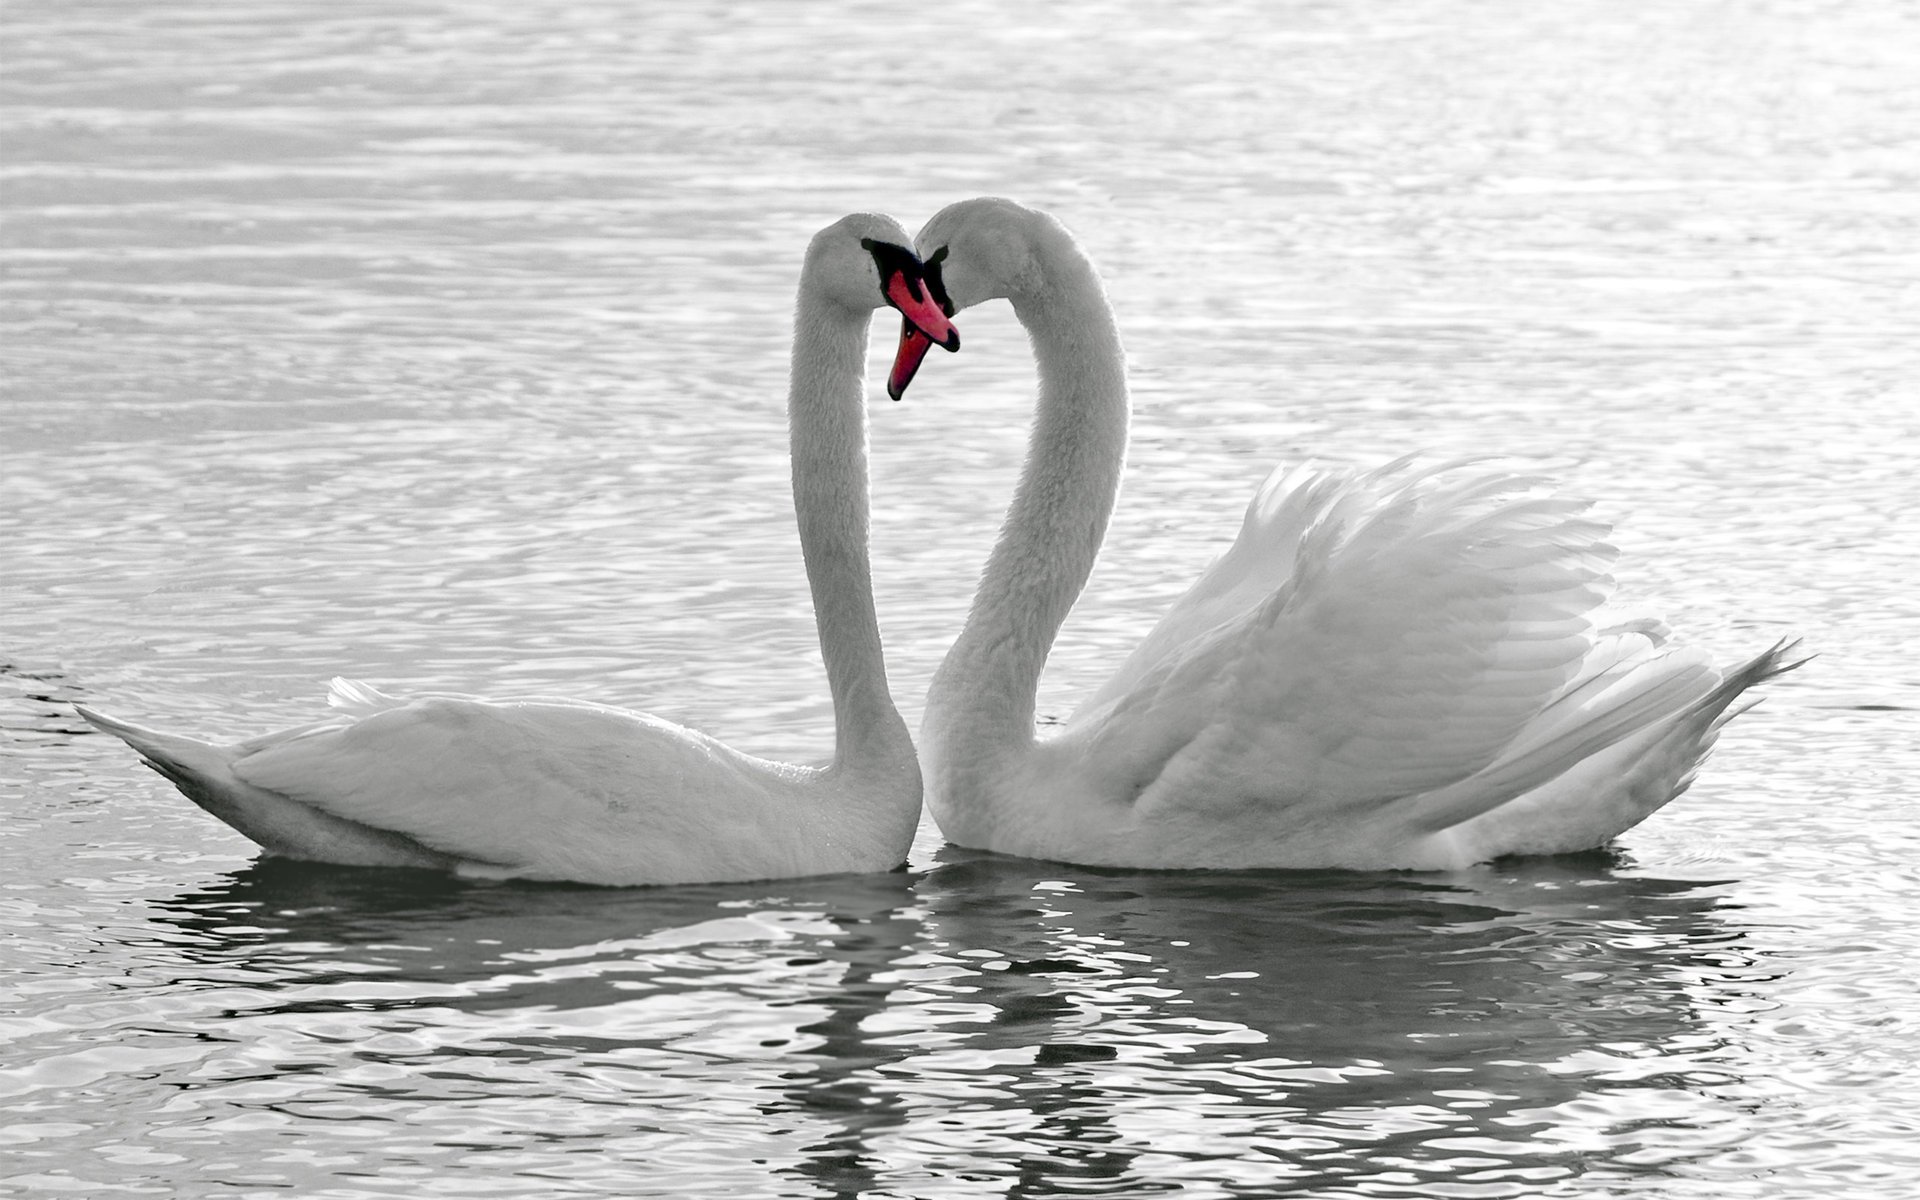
[1072,461,1620,818]
[231,694,781,877]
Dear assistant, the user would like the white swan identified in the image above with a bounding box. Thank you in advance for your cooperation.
[889,196,1800,871]
[77,213,959,886]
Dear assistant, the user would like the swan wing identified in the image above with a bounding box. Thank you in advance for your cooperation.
[1435,636,1800,857]
[1073,460,1353,716]
[1072,462,1621,822]
[230,688,794,883]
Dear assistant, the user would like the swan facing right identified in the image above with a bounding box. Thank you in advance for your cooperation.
[77,213,957,886]
[889,196,1801,872]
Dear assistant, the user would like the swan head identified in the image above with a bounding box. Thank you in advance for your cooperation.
[803,213,959,399]
[885,197,1089,400]
[913,197,1065,310]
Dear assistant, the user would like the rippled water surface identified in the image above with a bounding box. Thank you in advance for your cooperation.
[5,1,1918,1196]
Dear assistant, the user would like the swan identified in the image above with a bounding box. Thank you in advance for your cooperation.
[76,212,959,886]
[887,196,1800,871]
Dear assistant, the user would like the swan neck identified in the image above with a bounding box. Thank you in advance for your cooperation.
[788,288,910,774]
[932,251,1129,755]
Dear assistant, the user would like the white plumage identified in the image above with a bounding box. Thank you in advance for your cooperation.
[76,212,951,885]
[898,197,1798,870]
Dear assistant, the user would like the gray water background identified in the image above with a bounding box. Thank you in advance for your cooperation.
[4,1,1918,1196]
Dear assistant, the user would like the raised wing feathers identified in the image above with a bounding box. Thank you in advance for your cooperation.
[1073,461,1621,818]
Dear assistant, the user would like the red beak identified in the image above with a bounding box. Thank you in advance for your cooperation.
[887,321,937,401]
[883,270,957,343]
[881,272,958,401]
[860,237,961,400]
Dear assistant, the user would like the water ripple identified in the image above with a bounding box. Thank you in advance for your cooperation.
[6,0,1919,1195]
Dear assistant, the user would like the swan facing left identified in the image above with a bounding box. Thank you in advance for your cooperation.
[887,197,1801,872]
[77,213,958,886]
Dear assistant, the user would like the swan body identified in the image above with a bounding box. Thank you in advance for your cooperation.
[895,196,1799,871]
[78,213,958,886]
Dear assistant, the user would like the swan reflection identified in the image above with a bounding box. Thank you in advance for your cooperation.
[135,853,1771,1196]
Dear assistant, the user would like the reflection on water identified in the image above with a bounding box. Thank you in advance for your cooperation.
[5,0,1919,1195]
[7,854,1781,1198]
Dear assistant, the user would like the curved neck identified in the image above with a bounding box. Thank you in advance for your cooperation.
[929,252,1129,759]
[788,290,908,773]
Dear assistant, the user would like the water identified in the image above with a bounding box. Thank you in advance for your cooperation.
[3,0,1917,1195]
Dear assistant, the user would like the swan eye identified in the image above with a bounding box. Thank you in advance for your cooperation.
[859,237,921,297]
[925,246,955,316]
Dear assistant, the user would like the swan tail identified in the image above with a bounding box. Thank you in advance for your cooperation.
[75,703,456,869]
[1411,639,1806,858]
[1700,638,1810,731]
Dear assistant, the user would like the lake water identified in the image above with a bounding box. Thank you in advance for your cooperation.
[4,1,1918,1196]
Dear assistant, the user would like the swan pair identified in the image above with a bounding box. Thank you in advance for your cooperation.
[81,200,1797,884]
